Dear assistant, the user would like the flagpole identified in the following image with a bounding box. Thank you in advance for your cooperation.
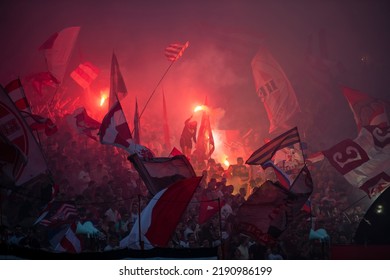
[137,195,144,250]
[139,60,176,121]
[217,197,225,259]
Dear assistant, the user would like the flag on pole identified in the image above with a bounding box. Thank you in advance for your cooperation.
[198,197,224,225]
[109,53,128,109]
[164,41,189,61]
[67,107,101,141]
[246,127,300,165]
[39,26,80,82]
[193,97,215,161]
[99,101,153,158]
[251,46,300,134]
[342,85,389,132]
[246,127,303,187]
[133,98,140,144]
[70,61,99,89]
[129,154,197,196]
[122,176,201,249]
[162,90,171,151]
[0,86,48,186]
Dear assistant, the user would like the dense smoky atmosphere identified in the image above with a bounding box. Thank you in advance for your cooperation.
[1,0,389,154]
[2,0,390,261]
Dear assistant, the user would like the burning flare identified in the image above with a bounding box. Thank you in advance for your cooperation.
[100,91,108,107]
[194,105,207,112]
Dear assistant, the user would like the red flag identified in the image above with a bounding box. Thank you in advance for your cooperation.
[21,112,58,136]
[169,147,183,157]
[162,91,171,150]
[67,107,101,141]
[26,72,59,95]
[251,46,300,134]
[0,86,48,185]
[129,154,197,196]
[342,85,389,131]
[133,98,140,144]
[164,41,189,61]
[125,176,201,249]
[109,53,128,109]
[193,97,215,161]
[198,197,224,225]
[39,26,80,82]
[70,61,99,89]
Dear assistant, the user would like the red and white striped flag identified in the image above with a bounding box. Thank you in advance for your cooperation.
[0,86,48,186]
[54,223,82,253]
[164,41,189,61]
[122,176,201,249]
[5,79,57,136]
[99,101,154,158]
[4,79,31,113]
[246,127,300,165]
[70,61,99,89]
[109,53,128,109]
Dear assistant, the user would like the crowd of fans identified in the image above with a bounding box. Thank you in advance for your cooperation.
[0,115,369,259]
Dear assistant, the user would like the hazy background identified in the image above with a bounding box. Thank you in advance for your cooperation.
[1,0,389,153]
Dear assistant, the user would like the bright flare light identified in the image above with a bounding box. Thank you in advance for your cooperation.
[194,105,207,112]
[224,157,230,167]
[100,91,108,107]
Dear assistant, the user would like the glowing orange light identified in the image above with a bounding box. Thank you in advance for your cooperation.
[100,93,108,107]
[224,157,230,167]
[194,105,207,112]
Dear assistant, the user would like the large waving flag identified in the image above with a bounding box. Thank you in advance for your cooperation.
[235,166,313,245]
[0,86,48,186]
[251,46,300,134]
[5,78,57,136]
[122,176,201,249]
[323,125,390,198]
[70,61,99,89]
[164,41,189,62]
[129,154,197,196]
[108,53,128,109]
[99,54,153,158]
[67,107,101,141]
[193,97,215,161]
[246,127,304,186]
[39,26,80,82]
[342,85,389,132]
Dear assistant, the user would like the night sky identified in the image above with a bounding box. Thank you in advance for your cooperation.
[1,0,390,152]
